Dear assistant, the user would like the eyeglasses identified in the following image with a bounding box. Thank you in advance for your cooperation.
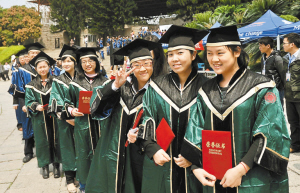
[82,60,96,65]
[132,61,152,69]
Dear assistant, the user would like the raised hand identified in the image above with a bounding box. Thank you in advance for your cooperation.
[113,61,135,89]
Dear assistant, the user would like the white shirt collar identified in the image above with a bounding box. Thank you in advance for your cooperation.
[127,76,149,94]
[289,49,300,62]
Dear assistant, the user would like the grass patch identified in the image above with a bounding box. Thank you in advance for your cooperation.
[0,46,25,64]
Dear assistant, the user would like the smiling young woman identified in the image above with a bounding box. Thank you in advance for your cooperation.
[185,26,290,193]
[85,39,165,193]
[63,47,108,193]
[130,25,209,193]
[48,45,78,193]
[24,52,61,180]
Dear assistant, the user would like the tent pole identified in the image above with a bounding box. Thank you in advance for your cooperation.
[277,35,280,50]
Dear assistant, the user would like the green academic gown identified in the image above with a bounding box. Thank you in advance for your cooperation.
[137,68,207,193]
[64,74,108,184]
[48,72,76,172]
[183,67,290,193]
[86,80,146,193]
[25,76,61,168]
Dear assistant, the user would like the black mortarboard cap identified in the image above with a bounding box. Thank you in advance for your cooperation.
[24,42,45,51]
[76,47,101,59]
[59,44,77,61]
[206,25,241,46]
[29,51,56,67]
[111,48,124,66]
[113,39,159,63]
[16,49,28,57]
[158,25,208,51]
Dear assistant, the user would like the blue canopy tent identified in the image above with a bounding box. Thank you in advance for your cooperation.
[238,10,293,49]
[279,21,300,35]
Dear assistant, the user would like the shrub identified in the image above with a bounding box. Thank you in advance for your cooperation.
[0,46,25,64]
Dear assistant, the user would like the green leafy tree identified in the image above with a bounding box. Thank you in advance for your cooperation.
[166,0,219,21]
[280,15,299,22]
[49,0,88,39]
[85,0,137,35]
[0,6,41,46]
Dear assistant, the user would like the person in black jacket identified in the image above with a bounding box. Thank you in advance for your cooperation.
[282,33,300,153]
[259,37,285,106]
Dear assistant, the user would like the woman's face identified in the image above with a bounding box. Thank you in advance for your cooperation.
[81,57,96,74]
[131,59,153,83]
[206,46,240,75]
[36,61,50,77]
[62,57,75,73]
[167,49,196,74]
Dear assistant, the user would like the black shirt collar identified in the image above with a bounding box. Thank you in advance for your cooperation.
[216,66,246,88]
[170,65,198,88]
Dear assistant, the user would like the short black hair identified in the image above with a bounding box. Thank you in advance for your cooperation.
[258,37,274,49]
[284,33,300,48]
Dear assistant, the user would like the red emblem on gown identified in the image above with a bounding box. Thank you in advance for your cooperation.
[264,92,276,103]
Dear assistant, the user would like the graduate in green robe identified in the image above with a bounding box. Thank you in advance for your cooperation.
[48,45,78,193]
[25,52,61,179]
[136,25,208,193]
[86,39,167,193]
[64,47,108,192]
[183,26,290,193]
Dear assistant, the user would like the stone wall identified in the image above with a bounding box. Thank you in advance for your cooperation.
[36,24,69,50]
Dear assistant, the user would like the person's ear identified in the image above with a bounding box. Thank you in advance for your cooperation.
[234,47,241,58]
[192,51,197,60]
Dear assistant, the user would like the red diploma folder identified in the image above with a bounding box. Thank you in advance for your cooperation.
[156,118,175,152]
[78,91,93,114]
[202,130,232,180]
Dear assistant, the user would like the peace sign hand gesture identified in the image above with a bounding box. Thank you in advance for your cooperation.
[113,61,135,89]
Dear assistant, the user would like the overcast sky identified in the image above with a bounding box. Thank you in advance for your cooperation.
[0,0,33,8]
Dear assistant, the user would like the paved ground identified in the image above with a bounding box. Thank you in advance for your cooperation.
[0,48,300,192]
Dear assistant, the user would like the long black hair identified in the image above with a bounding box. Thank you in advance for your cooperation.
[226,45,249,68]
[143,35,168,77]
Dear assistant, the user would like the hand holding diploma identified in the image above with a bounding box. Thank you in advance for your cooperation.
[71,108,84,117]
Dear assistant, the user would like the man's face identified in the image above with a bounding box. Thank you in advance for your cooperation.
[259,43,270,54]
[283,38,293,53]
[28,50,41,61]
